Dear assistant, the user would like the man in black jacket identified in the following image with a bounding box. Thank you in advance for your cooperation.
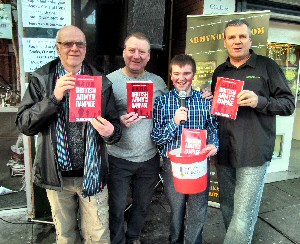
[211,19,295,244]
[16,25,121,244]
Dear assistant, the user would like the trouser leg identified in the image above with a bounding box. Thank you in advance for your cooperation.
[78,177,110,244]
[108,155,133,244]
[46,177,81,244]
[216,164,236,230]
[126,154,160,242]
[162,158,185,244]
[218,163,269,244]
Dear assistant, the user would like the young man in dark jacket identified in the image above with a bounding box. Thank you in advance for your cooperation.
[16,25,121,244]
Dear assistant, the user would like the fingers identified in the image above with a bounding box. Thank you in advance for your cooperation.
[120,112,142,128]
[174,107,188,125]
[54,73,76,101]
[237,90,258,108]
[201,144,217,157]
[201,88,213,100]
[91,117,114,137]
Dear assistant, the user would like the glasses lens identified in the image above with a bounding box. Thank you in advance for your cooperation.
[63,42,74,48]
[60,41,86,48]
[75,42,86,48]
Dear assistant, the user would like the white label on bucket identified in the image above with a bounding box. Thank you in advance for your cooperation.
[171,159,207,180]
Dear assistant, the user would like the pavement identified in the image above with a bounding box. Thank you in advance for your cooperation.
[1,139,300,244]
[0,176,300,244]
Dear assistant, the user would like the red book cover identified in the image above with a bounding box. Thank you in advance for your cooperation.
[69,75,102,122]
[211,77,244,120]
[181,129,207,156]
[126,80,154,119]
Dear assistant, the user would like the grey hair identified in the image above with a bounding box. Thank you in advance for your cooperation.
[224,19,252,38]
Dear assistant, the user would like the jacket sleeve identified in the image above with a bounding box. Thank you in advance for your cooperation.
[102,85,122,145]
[151,96,178,146]
[16,76,60,136]
[255,59,295,116]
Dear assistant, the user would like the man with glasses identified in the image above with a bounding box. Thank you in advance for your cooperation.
[16,25,121,243]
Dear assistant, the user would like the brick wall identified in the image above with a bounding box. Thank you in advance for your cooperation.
[171,0,204,56]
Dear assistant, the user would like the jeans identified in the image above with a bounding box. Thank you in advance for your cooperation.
[46,177,109,244]
[216,162,269,244]
[108,154,160,244]
[162,158,209,244]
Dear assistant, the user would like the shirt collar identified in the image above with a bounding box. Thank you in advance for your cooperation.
[224,49,257,70]
[172,88,196,98]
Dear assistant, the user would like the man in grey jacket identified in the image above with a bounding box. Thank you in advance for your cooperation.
[107,32,168,244]
[16,25,121,244]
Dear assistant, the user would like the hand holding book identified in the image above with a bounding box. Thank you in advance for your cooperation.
[237,90,258,108]
[120,112,142,128]
[91,116,115,137]
[54,73,76,101]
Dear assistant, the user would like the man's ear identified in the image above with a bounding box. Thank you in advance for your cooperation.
[56,44,60,55]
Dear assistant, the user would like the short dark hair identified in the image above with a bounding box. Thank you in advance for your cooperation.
[124,32,150,49]
[224,19,252,38]
[169,54,196,73]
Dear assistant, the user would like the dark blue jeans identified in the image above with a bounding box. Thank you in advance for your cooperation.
[108,154,160,244]
[162,158,209,244]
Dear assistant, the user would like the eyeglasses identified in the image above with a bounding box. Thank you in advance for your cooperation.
[57,41,86,49]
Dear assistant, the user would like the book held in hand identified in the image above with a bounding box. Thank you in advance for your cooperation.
[126,80,154,119]
[181,128,207,156]
[211,77,244,120]
[69,75,102,122]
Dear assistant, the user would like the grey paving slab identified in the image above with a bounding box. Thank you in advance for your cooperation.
[252,218,293,244]
[206,206,223,225]
[259,183,299,214]
[270,178,300,198]
[203,221,226,244]
[141,198,169,244]
[259,204,300,243]
[0,213,55,244]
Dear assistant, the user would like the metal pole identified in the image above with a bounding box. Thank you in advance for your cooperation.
[17,0,33,218]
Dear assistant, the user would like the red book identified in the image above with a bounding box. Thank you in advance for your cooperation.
[181,129,207,156]
[69,75,102,122]
[126,80,154,119]
[211,77,244,120]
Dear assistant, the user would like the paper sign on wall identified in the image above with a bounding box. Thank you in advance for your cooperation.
[22,38,57,72]
[21,0,71,28]
[0,4,13,39]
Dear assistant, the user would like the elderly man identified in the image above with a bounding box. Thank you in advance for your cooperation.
[16,25,121,243]
[211,19,295,243]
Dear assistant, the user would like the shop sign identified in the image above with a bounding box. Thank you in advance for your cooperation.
[203,0,235,15]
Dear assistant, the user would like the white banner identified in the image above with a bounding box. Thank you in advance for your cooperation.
[22,38,58,72]
[0,4,13,39]
[21,0,71,28]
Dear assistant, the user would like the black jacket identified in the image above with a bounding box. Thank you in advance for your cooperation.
[16,58,121,191]
[211,50,295,167]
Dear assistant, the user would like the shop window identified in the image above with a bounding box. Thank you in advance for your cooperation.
[273,134,283,158]
[267,43,300,101]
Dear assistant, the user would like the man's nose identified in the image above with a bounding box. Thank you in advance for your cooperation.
[133,50,140,58]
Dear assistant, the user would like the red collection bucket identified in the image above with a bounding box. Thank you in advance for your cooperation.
[168,148,208,194]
